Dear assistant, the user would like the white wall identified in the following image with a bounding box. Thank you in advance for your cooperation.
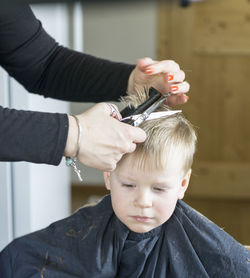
[0,69,13,250]
[83,2,157,63]
[71,1,157,185]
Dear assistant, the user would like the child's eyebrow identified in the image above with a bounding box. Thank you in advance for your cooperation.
[152,181,175,188]
[118,174,136,182]
[153,184,168,187]
[152,183,170,188]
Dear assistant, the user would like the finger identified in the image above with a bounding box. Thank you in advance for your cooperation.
[96,102,113,115]
[122,123,147,143]
[128,126,147,143]
[136,57,154,71]
[167,70,185,83]
[144,60,180,75]
[170,81,190,94]
[106,161,117,172]
[127,143,137,153]
[166,94,189,106]
[105,103,122,120]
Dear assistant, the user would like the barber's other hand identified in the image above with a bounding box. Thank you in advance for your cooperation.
[127,57,190,106]
[64,103,146,171]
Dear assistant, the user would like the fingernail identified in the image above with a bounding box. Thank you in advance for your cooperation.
[171,85,179,92]
[145,68,154,74]
[168,74,174,81]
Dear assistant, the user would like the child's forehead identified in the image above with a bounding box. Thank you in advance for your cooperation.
[115,153,184,179]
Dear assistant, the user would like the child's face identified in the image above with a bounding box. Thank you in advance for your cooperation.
[104,154,191,233]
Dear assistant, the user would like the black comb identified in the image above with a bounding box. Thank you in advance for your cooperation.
[120,87,162,124]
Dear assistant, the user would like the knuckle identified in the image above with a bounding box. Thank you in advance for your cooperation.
[182,81,190,92]
[109,162,117,171]
[125,126,134,139]
[168,59,175,65]
[116,154,123,163]
[143,57,153,64]
[169,60,180,71]
[180,70,185,81]
[105,162,115,171]
[129,143,136,153]
[121,142,131,154]
[93,102,107,113]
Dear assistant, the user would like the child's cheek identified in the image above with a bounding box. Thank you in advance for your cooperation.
[157,195,177,218]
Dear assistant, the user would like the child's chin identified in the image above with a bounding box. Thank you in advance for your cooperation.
[128,225,155,234]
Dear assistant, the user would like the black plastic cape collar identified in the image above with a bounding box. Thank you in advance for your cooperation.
[0,195,249,277]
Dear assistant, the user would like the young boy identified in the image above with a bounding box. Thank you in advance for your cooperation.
[0,97,249,277]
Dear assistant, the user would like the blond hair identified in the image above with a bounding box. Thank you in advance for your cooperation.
[120,93,197,174]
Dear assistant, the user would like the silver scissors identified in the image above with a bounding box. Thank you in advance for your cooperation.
[120,88,181,127]
[121,110,181,126]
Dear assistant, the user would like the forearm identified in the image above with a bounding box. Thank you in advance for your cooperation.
[37,49,135,102]
[0,106,68,165]
[0,4,135,103]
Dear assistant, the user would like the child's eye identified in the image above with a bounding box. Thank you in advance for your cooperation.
[122,184,135,188]
[153,187,165,192]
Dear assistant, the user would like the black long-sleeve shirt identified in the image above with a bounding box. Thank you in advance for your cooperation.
[0,4,134,165]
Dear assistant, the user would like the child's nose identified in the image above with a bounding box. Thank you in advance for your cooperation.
[134,191,152,208]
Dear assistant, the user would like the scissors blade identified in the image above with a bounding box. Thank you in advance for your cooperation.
[122,110,182,122]
[131,94,168,126]
[146,110,182,120]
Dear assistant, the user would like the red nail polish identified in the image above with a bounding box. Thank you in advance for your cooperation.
[145,68,154,74]
[168,75,174,81]
[171,85,178,92]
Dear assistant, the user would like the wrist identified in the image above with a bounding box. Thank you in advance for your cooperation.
[64,115,78,157]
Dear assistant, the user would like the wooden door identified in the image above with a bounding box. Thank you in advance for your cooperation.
[158,0,250,244]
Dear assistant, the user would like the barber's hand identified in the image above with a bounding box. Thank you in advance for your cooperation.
[64,103,146,171]
[127,57,190,106]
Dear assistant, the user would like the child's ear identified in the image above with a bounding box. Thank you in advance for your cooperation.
[178,169,192,200]
[103,172,111,190]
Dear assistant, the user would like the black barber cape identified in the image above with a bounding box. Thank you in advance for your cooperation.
[0,195,249,277]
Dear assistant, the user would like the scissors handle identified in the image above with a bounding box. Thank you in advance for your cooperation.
[121,117,136,125]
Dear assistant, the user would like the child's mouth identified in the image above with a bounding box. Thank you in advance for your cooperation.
[131,216,153,223]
